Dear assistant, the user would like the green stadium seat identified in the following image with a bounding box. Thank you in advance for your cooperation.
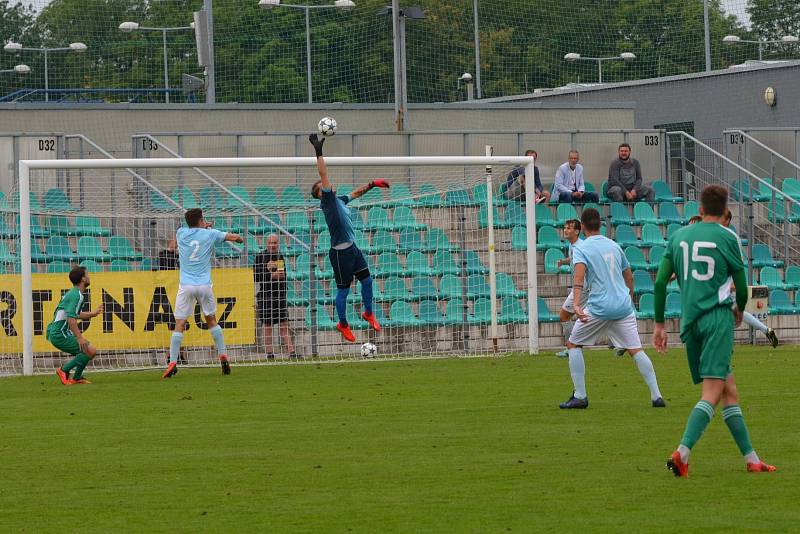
[666,223,682,239]
[79,259,102,272]
[439,274,463,299]
[614,225,641,247]
[286,253,310,281]
[375,253,406,277]
[150,190,174,211]
[388,301,422,327]
[466,274,490,299]
[768,198,800,224]
[732,179,771,202]
[13,191,43,213]
[0,219,15,238]
[784,265,800,290]
[215,240,240,259]
[683,200,699,220]
[633,269,654,295]
[357,186,386,207]
[254,214,282,235]
[633,202,661,225]
[416,183,441,208]
[286,281,309,306]
[478,203,511,229]
[281,186,307,207]
[769,289,797,315]
[110,259,132,272]
[335,184,354,199]
[0,242,17,264]
[544,248,570,274]
[751,244,783,268]
[77,236,109,262]
[499,203,523,227]
[283,231,310,256]
[472,182,508,206]
[463,250,489,275]
[225,186,253,209]
[385,184,415,207]
[641,224,667,247]
[659,203,684,225]
[425,228,459,251]
[45,236,75,261]
[47,215,76,236]
[759,266,790,291]
[285,211,310,233]
[600,182,610,203]
[665,292,682,318]
[367,230,397,254]
[199,187,224,210]
[433,250,460,275]
[637,293,655,319]
[610,202,634,226]
[314,232,331,255]
[581,202,601,214]
[443,189,477,207]
[75,216,111,237]
[795,291,800,312]
[667,278,680,293]
[499,297,528,324]
[781,178,800,201]
[398,228,427,252]
[171,186,200,209]
[625,246,650,271]
[442,299,467,326]
[312,210,326,232]
[536,226,566,251]
[537,298,560,323]
[314,257,334,280]
[536,203,559,227]
[556,204,578,226]
[511,225,528,251]
[231,216,254,234]
[468,298,491,325]
[254,186,279,208]
[418,299,447,326]
[29,239,47,263]
[406,250,435,276]
[305,304,338,330]
[44,188,78,212]
[653,181,682,203]
[364,206,395,231]
[410,277,437,301]
[393,206,426,231]
[353,230,370,253]
[380,277,413,302]
[108,236,143,261]
[649,246,665,270]
[47,260,72,273]
[242,233,261,256]
[140,258,154,271]
[496,273,525,298]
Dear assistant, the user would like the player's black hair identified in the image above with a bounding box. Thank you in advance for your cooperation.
[700,185,728,217]
[311,180,322,200]
[69,266,87,285]
[618,142,631,150]
[688,215,703,225]
[565,218,581,231]
[524,149,538,158]
[185,208,203,228]
[580,208,601,232]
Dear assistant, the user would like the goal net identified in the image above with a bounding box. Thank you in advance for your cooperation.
[4,154,546,376]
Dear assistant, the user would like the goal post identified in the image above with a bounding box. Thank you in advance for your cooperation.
[15,155,538,376]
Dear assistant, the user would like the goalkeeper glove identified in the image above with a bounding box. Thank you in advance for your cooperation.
[309,133,325,157]
[369,179,390,189]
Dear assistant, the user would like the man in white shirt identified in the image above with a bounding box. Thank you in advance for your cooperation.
[554,150,599,204]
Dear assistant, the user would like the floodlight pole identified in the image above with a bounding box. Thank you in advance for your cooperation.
[204,0,216,103]
[392,0,403,131]
[7,45,84,102]
[473,0,481,99]
[703,0,711,72]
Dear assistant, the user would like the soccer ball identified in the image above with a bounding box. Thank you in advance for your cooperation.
[360,342,377,358]
[318,116,337,137]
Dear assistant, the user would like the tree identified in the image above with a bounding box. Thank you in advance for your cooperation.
[748,0,800,59]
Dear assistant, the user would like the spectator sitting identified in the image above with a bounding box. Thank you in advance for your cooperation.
[607,143,655,202]
[157,237,179,270]
[554,150,599,204]
[504,149,550,204]
[254,233,299,360]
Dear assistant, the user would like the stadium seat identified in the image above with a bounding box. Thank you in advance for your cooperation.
[425,228,459,251]
[418,299,447,326]
[352,230,370,253]
[499,297,528,324]
[286,281,310,306]
[108,236,143,261]
[398,228,427,252]
[254,214,282,235]
[536,203,559,227]
[683,200,699,220]
[13,191,43,213]
[375,253,406,277]
[139,257,154,271]
[768,289,797,315]
[581,202,601,214]
[614,225,641,247]
[544,248,570,274]
[498,202,523,228]
[751,244,783,268]
[641,224,667,247]
[388,301,422,327]
[367,230,397,254]
[625,246,650,271]
[47,215,76,236]
[439,274,463,299]
[0,242,17,264]
[665,292,682,318]
[410,276,437,301]
[759,266,790,291]
[511,225,528,251]
[463,250,489,275]
[768,198,800,224]
[784,265,800,290]
[466,274,490,299]
[666,223,682,239]
[75,216,111,237]
[29,239,48,263]
[355,186,385,207]
[47,260,71,273]
[314,257,334,280]
[77,236,109,262]
[231,216,254,234]
[284,211,310,233]
[633,202,661,225]
[393,206,426,231]
[364,206,396,231]
[336,184,354,199]
[433,250,460,275]
[478,203,510,229]
[667,278,680,293]
[406,250,436,276]
[416,183,441,208]
[442,299,468,326]
[732,179,771,203]
[45,236,75,261]
[0,219,15,238]
[652,181,683,203]
[283,231,310,256]
[225,186,253,209]
[280,186,308,207]
[468,298,491,325]
[600,182,610,203]
[472,182,508,206]
[659,203,685,225]
[199,187,224,210]
[254,186,279,208]
[637,293,655,319]
[110,259,131,272]
[385,184,415,207]
[781,178,800,201]
[649,246,665,270]
[215,240,240,259]
[380,277,413,302]
[556,204,578,226]
[288,253,311,281]
[537,298,560,323]
[314,232,331,255]
[633,269,654,294]
[610,203,635,226]
[44,188,78,212]
[443,189,477,208]
[305,304,338,330]
[79,259,102,272]
[496,273,525,298]
[171,186,200,209]
[537,226,566,251]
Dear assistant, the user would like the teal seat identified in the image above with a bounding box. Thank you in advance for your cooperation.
[600,181,610,203]
[667,278,680,293]
[610,202,634,226]
[215,240,240,259]
[556,204,578,226]
[353,231,370,254]
[406,250,435,276]
[285,211,310,233]
[353,186,384,207]
[75,216,111,237]
[751,244,783,268]
[659,203,684,225]
[633,202,661,224]
[254,186,279,208]
[418,299,447,326]
[254,214,282,235]
[393,206,426,231]
[281,186,307,207]
[637,293,655,319]
[511,225,528,251]
[499,297,527,324]
[468,298,491,325]
[667,223,682,239]
[443,189,477,207]
[781,178,800,201]
[283,231,310,256]
[665,292,682,318]
[288,253,311,281]
[653,181,682,203]
[45,236,75,261]
[463,250,488,275]
[581,202,601,214]
[110,259,132,272]
[77,236,109,262]
[349,208,366,231]
[410,277,437,301]
[0,242,17,264]
[199,187,224,210]
[375,253,406,277]
[433,250,460,275]
[544,248,570,274]
[649,246,665,270]
[784,265,800,290]
[478,204,510,229]
[425,228,458,251]
[768,198,800,223]
[398,228,427,252]
[286,281,310,306]
[364,206,396,231]
[380,277,413,302]
[140,257,154,271]
[231,216,255,234]
[769,289,797,315]
[442,299,467,326]
[416,183,441,208]
[44,188,78,211]
[315,232,331,255]
[367,230,397,254]
[108,236,143,261]
[336,184,354,199]
[225,186,252,209]
[0,219,15,238]
[47,260,72,273]
[496,272,525,298]
[171,186,199,209]
[386,184,415,207]
[466,274,490,299]
[633,269,654,294]
[16,215,49,237]
[472,182,507,206]
[47,215,76,236]
[305,304,338,330]
[29,239,47,263]
[14,191,43,212]
[732,179,770,202]
[641,224,667,247]
[684,200,699,220]
[314,256,334,280]
[79,259,102,272]
[388,301,422,327]
[504,202,528,227]
[537,298,560,323]
[759,266,790,290]
[536,203,558,227]
[614,224,641,247]
[625,246,650,271]
[536,226,565,251]
[439,275,463,299]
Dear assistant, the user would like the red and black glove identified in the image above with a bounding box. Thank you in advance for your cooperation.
[309,133,325,157]
[369,179,390,189]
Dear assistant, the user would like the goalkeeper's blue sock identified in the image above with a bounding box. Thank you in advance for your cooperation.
[209,324,226,355]
[360,276,374,315]
[170,332,183,364]
[335,287,350,326]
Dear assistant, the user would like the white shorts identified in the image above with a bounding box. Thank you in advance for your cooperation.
[174,284,217,320]
[568,312,642,349]
[561,290,588,314]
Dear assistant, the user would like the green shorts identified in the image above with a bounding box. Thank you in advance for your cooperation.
[680,306,734,385]
[47,329,82,356]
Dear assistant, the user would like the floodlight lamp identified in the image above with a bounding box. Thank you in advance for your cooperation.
[259,0,280,8]
[620,52,636,61]
[119,21,139,32]
[564,52,580,61]
[335,0,356,9]
[781,35,799,43]
[4,42,22,53]
[722,35,740,44]
[69,42,87,52]
[13,64,30,74]
[460,72,473,82]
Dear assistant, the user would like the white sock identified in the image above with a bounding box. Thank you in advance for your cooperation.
[743,312,769,334]
[209,324,226,355]
[677,444,691,463]
[561,320,574,343]
[567,348,587,399]
[632,350,662,401]
[169,332,184,364]
[745,451,760,464]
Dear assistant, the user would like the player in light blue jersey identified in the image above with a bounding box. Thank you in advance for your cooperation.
[163,207,244,379]
[560,208,665,409]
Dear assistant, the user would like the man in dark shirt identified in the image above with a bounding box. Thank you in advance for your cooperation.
[607,143,655,202]
[157,238,179,270]
[254,233,297,360]
[504,149,550,203]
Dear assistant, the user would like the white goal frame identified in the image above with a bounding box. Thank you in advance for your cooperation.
[18,156,539,375]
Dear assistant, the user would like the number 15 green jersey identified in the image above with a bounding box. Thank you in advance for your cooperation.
[663,222,745,336]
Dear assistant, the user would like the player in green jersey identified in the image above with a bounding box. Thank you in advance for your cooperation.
[50,266,103,385]
[653,185,776,476]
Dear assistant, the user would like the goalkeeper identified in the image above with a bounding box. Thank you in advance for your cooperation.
[309,133,386,342]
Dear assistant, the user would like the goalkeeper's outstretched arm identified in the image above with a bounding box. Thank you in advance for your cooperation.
[309,134,331,190]
[350,179,391,200]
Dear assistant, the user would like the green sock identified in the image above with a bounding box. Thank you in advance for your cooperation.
[680,400,715,449]
[70,354,92,380]
[722,404,754,456]
[61,353,87,373]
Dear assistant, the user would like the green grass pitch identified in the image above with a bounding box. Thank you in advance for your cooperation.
[2,346,798,532]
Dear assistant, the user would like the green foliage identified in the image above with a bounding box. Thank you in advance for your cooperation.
[748,0,800,58]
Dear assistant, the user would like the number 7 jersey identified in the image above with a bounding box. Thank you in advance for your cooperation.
[664,222,745,334]
[176,227,227,285]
